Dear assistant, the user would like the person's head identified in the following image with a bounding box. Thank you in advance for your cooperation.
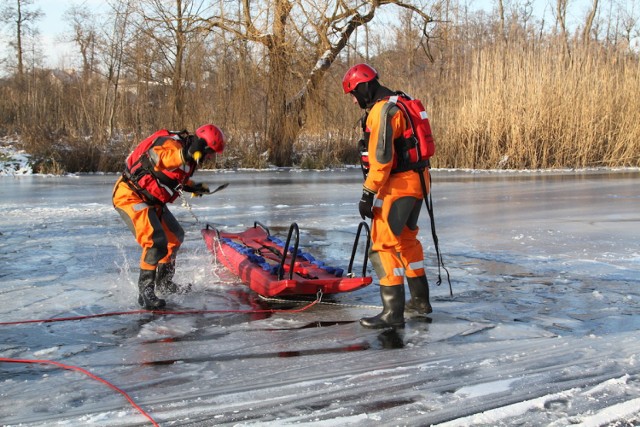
[190,124,225,162]
[342,63,380,109]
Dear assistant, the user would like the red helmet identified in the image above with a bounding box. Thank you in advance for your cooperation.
[195,124,225,153]
[342,63,378,94]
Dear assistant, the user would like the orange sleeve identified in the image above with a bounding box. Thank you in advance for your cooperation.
[149,138,186,171]
[363,100,406,193]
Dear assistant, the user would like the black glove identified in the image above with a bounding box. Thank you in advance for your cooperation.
[193,182,209,196]
[183,182,209,197]
[358,189,375,219]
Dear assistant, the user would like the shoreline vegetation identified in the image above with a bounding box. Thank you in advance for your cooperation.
[1,2,638,174]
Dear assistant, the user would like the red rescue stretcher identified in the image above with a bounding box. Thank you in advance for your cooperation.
[202,221,372,297]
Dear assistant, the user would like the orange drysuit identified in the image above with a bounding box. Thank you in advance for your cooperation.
[362,99,430,286]
[113,135,198,271]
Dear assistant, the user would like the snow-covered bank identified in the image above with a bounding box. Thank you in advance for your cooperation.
[2,136,639,177]
[0,137,32,176]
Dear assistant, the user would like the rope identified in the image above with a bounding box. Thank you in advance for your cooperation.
[178,188,201,224]
[0,358,159,427]
[0,299,321,327]
[259,294,381,310]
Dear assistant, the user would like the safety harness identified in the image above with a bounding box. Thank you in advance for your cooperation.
[122,130,195,204]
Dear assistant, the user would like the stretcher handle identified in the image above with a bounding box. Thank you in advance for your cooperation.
[254,221,271,236]
[278,222,300,280]
[347,221,371,277]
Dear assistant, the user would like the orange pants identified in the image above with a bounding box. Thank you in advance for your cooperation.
[369,170,429,286]
[112,177,184,270]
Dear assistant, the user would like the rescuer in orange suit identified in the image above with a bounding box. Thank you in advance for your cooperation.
[112,124,225,309]
[342,63,432,328]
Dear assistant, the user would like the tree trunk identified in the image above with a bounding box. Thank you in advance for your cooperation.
[172,0,185,125]
[16,0,24,78]
[556,0,571,56]
[266,57,301,166]
[265,0,296,166]
[582,0,599,45]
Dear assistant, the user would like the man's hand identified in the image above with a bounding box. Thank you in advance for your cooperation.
[358,189,375,219]
[190,182,209,197]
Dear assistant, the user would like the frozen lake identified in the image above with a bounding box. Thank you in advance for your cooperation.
[1,168,640,426]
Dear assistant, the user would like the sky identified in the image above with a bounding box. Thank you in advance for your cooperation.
[35,0,109,69]
[4,0,600,71]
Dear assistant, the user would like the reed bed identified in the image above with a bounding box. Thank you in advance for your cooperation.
[434,44,640,169]
[2,33,639,172]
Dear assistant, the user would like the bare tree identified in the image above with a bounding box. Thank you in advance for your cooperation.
[102,0,135,138]
[555,0,571,55]
[619,1,640,49]
[1,0,42,78]
[496,0,507,43]
[200,0,435,166]
[132,0,213,126]
[581,0,599,44]
[0,0,42,131]
[64,5,98,78]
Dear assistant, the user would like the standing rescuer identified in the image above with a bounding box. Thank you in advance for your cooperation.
[343,63,433,329]
[112,124,225,309]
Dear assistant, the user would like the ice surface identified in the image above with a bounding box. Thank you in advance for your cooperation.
[1,167,640,426]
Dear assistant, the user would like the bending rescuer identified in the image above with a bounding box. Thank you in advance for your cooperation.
[112,124,225,309]
[342,63,433,329]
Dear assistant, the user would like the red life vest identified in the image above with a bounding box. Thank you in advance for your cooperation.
[124,130,196,204]
[359,92,435,175]
[389,92,435,168]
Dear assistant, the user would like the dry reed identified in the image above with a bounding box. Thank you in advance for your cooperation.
[435,44,640,169]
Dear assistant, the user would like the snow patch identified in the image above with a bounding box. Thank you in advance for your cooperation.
[454,378,516,398]
[33,346,61,357]
[0,140,32,175]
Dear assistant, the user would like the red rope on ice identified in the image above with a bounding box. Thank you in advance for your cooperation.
[0,298,320,326]
[0,357,159,427]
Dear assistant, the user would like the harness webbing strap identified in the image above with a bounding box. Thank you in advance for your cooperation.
[418,169,452,296]
[124,136,188,202]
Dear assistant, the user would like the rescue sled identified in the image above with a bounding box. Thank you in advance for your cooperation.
[201,221,372,297]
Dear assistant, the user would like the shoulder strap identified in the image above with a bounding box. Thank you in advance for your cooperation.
[359,112,368,132]
[169,129,190,140]
[386,95,415,132]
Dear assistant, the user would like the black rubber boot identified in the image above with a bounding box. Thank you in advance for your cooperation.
[137,268,166,310]
[406,276,432,315]
[360,285,405,329]
[156,262,191,294]
[156,262,178,293]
